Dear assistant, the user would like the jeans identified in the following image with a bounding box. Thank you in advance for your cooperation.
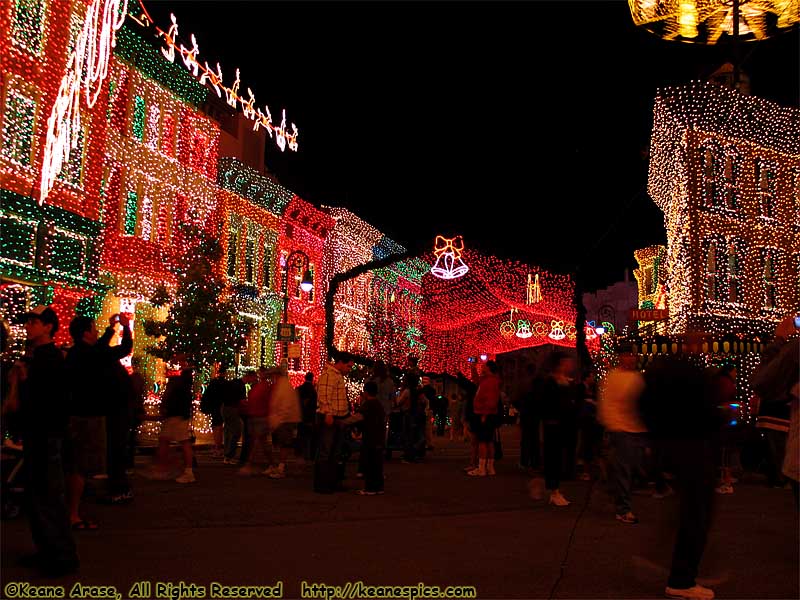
[23,434,79,565]
[314,416,345,493]
[609,432,648,515]
[222,405,242,460]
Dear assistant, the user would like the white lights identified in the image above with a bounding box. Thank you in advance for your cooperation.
[430,235,469,280]
[41,0,128,204]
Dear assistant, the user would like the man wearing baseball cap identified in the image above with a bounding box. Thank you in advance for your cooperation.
[17,305,79,576]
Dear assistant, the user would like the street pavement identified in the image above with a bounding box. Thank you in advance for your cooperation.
[2,427,797,599]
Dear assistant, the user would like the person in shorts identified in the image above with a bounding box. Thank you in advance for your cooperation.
[266,365,301,478]
[238,367,273,476]
[154,360,196,483]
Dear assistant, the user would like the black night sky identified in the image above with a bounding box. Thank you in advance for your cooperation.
[144,1,799,291]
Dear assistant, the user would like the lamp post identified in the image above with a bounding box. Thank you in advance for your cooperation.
[281,249,313,369]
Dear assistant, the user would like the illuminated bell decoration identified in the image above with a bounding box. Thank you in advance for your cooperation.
[585,320,598,341]
[430,235,469,280]
[628,0,800,44]
[515,319,532,339]
[548,320,566,341]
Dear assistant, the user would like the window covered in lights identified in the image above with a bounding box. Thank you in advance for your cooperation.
[132,95,146,141]
[721,147,739,210]
[189,131,209,172]
[1,88,36,166]
[245,235,256,284]
[762,249,778,309]
[161,113,176,157]
[704,239,721,302]
[262,245,272,289]
[756,161,776,218]
[701,145,717,205]
[726,240,741,304]
[11,0,45,55]
[146,104,160,150]
[123,190,138,236]
[139,195,153,241]
[58,124,85,186]
[227,220,239,278]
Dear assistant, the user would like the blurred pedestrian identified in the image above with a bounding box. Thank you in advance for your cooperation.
[538,352,581,506]
[238,366,273,476]
[267,364,301,479]
[153,358,196,483]
[467,360,501,477]
[641,351,718,600]
[352,381,386,495]
[297,371,318,462]
[599,349,647,524]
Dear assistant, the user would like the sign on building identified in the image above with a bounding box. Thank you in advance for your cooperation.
[629,308,669,321]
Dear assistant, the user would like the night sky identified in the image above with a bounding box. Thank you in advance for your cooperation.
[143,1,798,291]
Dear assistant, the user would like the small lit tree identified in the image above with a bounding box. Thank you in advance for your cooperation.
[143,225,246,370]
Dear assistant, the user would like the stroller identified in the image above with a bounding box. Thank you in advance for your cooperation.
[1,438,24,520]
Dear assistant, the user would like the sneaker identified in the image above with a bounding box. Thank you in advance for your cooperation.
[615,511,639,524]
[462,465,477,472]
[223,457,236,465]
[665,584,715,599]
[548,490,571,507]
[467,467,487,477]
[653,485,675,499]
[262,465,278,476]
[175,470,196,484]
[715,484,734,495]
[356,489,377,496]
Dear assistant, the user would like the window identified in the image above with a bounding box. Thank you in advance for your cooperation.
[1,89,36,166]
[139,195,153,241]
[132,96,146,141]
[756,161,776,218]
[227,223,239,278]
[161,113,176,156]
[146,104,160,150]
[706,240,719,301]
[123,191,138,236]
[58,124,85,186]
[189,131,209,171]
[11,0,45,55]
[721,147,739,209]
[0,213,38,267]
[245,235,256,284]
[702,146,717,205]
[763,249,777,309]
[262,245,272,289]
[726,240,741,304]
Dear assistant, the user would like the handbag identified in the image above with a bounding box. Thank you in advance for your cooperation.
[493,428,503,460]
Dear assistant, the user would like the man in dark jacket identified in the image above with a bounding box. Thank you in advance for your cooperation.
[18,305,79,576]
[65,313,133,523]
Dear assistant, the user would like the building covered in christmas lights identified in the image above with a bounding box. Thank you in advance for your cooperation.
[648,81,800,338]
[0,0,111,348]
[277,196,335,385]
[322,206,383,357]
[99,20,222,375]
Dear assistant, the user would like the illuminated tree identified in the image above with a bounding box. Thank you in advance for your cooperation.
[143,225,246,369]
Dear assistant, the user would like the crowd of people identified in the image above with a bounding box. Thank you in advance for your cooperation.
[1,304,797,600]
